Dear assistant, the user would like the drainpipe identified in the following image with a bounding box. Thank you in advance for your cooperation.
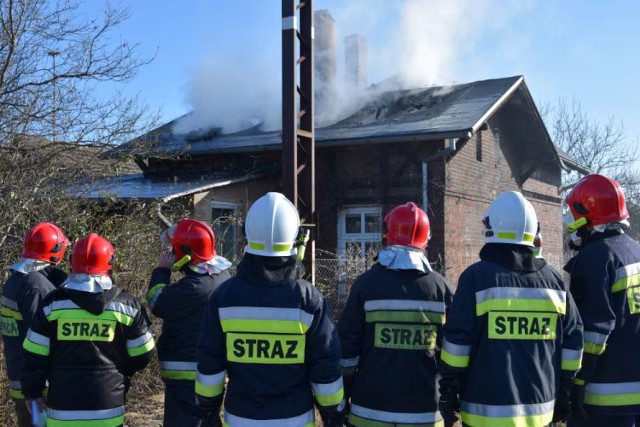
[421,138,458,211]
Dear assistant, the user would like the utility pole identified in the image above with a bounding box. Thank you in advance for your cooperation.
[48,50,60,143]
[282,0,316,283]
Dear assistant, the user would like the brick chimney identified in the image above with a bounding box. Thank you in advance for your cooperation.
[345,34,368,90]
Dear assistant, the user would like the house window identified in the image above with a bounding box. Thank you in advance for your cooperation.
[211,201,238,259]
[338,206,382,257]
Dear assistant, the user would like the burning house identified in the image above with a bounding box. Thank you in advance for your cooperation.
[76,74,587,289]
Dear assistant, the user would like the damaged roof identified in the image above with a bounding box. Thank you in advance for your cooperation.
[119,76,526,155]
[68,172,264,201]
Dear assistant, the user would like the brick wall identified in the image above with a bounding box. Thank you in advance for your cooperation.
[443,119,563,287]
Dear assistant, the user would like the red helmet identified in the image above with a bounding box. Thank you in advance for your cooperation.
[22,222,68,264]
[566,174,629,228]
[170,219,216,264]
[71,233,115,275]
[384,202,430,250]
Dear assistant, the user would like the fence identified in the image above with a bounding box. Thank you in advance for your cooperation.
[316,257,378,322]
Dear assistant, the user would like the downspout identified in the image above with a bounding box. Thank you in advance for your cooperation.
[421,137,459,211]
[156,194,181,228]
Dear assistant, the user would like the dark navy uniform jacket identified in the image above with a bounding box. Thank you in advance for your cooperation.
[565,231,640,415]
[1,265,66,399]
[196,254,344,427]
[338,262,453,426]
[147,266,230,381]
[21,285,154,426]
[442,244,583,427]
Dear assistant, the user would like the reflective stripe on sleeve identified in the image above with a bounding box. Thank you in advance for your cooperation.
[9,380,23,399]
[1,297,23,320]
[460,400,554,427]
[146,283,167,309]
[161,361,198,380]
[561,348,583,371]
[350,403,443,424]
[219,306,314,334]
[195,369,226,398]
[126,331,155,357]
[311,377,344,407]
[46,406,125,426]
[340,356,359,368]
[364,300,446,312]
[475,287,566,316]
[441,339,471,368]
[224,409,314,427]
[611,262,640,293]
[585,381,640,407]
[23,329,50,356]
[584,331,608,355]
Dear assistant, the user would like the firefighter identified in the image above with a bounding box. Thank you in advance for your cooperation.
[337,202,454,426]
[196,192,345,426]
[563,174,640,427]
[439,191,583,427]
[21,233,155,426]
[147,218,232,427]
[1,222,68,426]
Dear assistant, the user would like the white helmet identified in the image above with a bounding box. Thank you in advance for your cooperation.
[245,192,300,256]
[482,191,537,247]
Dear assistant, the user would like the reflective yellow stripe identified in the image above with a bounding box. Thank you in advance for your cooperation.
[585,392,640,406]
[24,339,49,356]
[441,348,470,368]
[315,388,344,407]
[221,319,309,334]
[46,416,125,427]
[248,242,265,251]
[163,370,196,380]
[365,310,445,324]
[575,378,586,386]
[47,309,133,326]
[348,413,444,427]
[461,412,552,427]
[146,283,166,301]
[476,299,565,316]
[495,232,534,242]
[195,380,224,397]
[613,275,640,293]
[10,389,24,399]
[1,306,23,320]
[127,337,155,357]
[226,333,305,364]
[561,358,582,371]
[584,342,606,355]
[273,243,292,251]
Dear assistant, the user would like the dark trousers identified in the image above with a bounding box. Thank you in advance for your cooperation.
[163,380,220,427]
[568,414,640,427]
[13,398,32,427]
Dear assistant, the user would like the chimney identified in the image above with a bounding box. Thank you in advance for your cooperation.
[314,10,337,115]
[345,34,368,90]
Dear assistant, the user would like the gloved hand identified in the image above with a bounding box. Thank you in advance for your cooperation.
[552,376,573,422]
[439,393,460,427]
[571,383,590,422]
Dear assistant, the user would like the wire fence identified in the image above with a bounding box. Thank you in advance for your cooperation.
[316,257,378,322]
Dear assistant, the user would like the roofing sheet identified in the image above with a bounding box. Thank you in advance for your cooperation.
[68,173,260,201]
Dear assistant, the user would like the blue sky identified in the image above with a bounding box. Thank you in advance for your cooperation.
[85,0,640,146]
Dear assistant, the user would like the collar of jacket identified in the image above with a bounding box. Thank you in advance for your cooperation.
[9,258,50,274]
[62,274,113,293]
[187,255,232,275]
[236,252,303,284]
[377,245,432,272]
[479,243,546,272]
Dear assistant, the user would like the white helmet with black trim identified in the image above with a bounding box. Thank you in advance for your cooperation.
[482,191,538,247]
[245,192,300,256]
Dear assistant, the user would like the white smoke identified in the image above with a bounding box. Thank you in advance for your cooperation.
[176,0,536,134]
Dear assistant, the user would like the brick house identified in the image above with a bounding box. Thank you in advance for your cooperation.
[83,75,586,287]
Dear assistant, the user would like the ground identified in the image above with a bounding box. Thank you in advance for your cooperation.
[126,393,164,427]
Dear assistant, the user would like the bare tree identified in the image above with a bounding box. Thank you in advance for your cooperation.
[543,96,640,239]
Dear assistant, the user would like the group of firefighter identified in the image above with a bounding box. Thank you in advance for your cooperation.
[1,172,639,427]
